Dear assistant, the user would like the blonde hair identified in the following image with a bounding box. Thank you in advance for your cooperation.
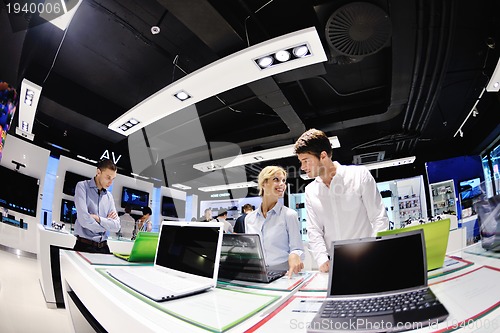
[258,166,287,196]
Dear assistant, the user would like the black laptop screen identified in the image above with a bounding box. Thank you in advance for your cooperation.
[330,231,426,296]
[155,225,220,278]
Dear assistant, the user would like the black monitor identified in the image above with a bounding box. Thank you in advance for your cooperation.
[161,195,186,220]
[0,165,39,217]
[60,199,77,224]
[63,171,88,196]
[121,186,149,211]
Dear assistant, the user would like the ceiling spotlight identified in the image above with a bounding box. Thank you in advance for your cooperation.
[292,45,309,57]
[256,56,274,68]
[472,108,479,117]
[129,118,139,125]
[459,129,463,137]
[174,90,191,101]
[151,26,160,35]
[275,50,291,62]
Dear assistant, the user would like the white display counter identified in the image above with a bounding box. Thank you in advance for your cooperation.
[60,243,500,333]
[37,224,133,308]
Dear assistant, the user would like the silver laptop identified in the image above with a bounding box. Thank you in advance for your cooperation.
[308,230,449,332]
[107,221,224,301]
[218,234,286,283]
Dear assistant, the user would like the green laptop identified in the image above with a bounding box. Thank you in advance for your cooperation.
[113,232,159,262]
[377,218,451,270]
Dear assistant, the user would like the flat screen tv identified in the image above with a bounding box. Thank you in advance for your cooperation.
[161,195,186,220]
[0,165,39,217]
[121,186,149,211]
[60,199,77,224]
[63,171,88,196]
[459,178,482,201]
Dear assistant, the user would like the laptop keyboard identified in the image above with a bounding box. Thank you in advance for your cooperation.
[110,267,204,291]
[321,288,441,318]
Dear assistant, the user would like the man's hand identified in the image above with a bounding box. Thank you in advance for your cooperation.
[287,253,304,278]
[319,260,330,273]
[90,214,100,223]
[107,211,118,220]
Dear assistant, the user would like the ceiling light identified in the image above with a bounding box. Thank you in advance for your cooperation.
[293,45,309,57]
[486,56,500,92]
[275,50,291,62]
[172,183,192,190]
[109,27,327,136]
[362,156,416,170]
[130,173,149,180]
[119,118,141,132]
[256,56,274,68]
[17,79,42,141]
[198,181,258,192]
[174,90,191,101]
[193,136,340,172]
[77,155,98,164]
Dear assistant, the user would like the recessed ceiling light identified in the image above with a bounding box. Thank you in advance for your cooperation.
[174,91,191,101]
[129,118,139,125]
[292,45,309,57]
[256,56,274,68]
[275,50,291,62]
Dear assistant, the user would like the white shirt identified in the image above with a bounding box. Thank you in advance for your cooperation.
[118,213,136,240]
[305,162,389,266]
[245,201,304,267]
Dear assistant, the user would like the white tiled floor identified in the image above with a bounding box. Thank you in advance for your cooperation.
[0,249,73,333]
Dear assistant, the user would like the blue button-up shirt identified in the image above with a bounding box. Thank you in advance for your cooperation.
[73,178,120,242]
[245,201,304,267]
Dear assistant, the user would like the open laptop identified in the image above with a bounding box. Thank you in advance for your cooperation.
[308,230,449,332]
[106,221,224,301]
[377,218,451,270]
[113,232,159,262]
[218,234,286,283]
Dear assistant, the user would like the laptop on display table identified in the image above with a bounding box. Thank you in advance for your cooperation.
[218,234,286,283]
[113,231,159,262]
[377,218,451,270]
[107,221,224,301]
[308,230,449,332]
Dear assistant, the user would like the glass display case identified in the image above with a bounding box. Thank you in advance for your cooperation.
[288,193,308,241]
[430,179,457,216]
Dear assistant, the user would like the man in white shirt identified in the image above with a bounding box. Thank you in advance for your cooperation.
[294,129,388,272]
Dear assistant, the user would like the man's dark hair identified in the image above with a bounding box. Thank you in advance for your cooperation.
[242,203,253,212]
[217,211,227,217]
[124,205,132,214]
[142,206,152,215]
[97,159,117,172]
[294,128,333,159]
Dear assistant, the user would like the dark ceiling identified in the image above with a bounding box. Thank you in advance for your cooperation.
[1,0,499,195]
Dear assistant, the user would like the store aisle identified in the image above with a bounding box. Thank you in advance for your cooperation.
[0,249,72,333]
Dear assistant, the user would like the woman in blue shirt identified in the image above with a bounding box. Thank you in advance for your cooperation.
[245,166,304,278]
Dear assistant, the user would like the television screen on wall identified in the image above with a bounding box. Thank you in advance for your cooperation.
[459,178,482,201]
[0,165,39,217]
[121,186,149,211]
[161,195,186,220]
[63,171,88,196]
[60,199,77,224]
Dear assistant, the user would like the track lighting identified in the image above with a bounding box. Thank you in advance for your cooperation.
[254,43,312,70]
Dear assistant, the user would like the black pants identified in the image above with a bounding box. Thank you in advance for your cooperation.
[73,239,111,254]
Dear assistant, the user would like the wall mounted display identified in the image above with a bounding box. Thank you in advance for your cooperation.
[161,195,186,220]
[0,164,39,217]
[62,170,88,196]
[121,186,150,211]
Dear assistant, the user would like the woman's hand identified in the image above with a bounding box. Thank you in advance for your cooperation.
[287,253,304,278]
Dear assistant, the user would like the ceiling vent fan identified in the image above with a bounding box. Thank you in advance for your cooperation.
[325,2,392,65]
[352,151,385,165]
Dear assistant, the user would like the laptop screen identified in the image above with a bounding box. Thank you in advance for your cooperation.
[329,230,427,297]
[155,223,221,278]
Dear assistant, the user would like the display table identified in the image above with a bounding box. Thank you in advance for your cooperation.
[60,243,500,333]
[37,224,134,308]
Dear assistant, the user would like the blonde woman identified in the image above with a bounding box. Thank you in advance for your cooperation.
[245,166,304,277]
